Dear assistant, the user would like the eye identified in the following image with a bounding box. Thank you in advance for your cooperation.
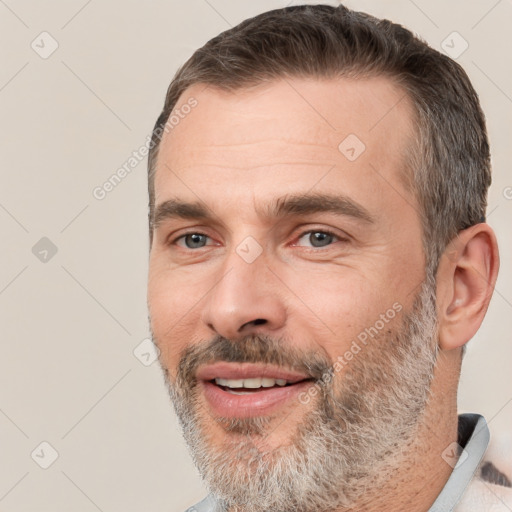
[175,233,211,249]
[295,230,342,248]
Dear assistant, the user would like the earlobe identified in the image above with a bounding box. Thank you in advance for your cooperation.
[437,224,499,351]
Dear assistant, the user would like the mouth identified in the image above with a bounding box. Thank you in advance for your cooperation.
[213,376,298,394]
[196,362,315,418]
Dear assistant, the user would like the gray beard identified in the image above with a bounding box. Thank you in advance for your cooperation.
[158,279,439,512]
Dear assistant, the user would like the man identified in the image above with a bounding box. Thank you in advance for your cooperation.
[146,4,510,511]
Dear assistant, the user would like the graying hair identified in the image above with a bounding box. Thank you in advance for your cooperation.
[163,274,440,511]
[147,3,491,277]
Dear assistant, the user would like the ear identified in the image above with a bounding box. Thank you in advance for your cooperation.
[436,223,500,351]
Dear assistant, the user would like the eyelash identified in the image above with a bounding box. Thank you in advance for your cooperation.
[170,228,347,250]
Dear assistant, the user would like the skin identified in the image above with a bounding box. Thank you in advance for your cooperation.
[147,77,499,511]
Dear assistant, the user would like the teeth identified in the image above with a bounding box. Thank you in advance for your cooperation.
[214,377,290,389]
[215,378,243,388]
[244,378,263,388]
[261,378,276,387]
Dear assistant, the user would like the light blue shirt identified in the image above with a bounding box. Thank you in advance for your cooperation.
[186,413,489,512]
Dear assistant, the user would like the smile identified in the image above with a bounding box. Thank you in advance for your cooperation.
[196,363,314,418]
[214,377,291,393]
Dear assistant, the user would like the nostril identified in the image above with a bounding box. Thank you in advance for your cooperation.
[251,318,267,326]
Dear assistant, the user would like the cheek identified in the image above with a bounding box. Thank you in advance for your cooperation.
[147,266,206,367]
[288,268,400,357]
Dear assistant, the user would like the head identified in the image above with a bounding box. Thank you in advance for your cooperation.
[147,4,498,511]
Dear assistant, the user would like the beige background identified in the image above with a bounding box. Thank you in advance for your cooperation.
[0,1,510,510]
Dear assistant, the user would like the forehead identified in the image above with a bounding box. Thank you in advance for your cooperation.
[154,76,416,217]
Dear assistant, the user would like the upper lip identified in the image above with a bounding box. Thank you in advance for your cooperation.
[196,362,312,383]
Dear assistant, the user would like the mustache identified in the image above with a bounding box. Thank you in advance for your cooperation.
[175,334,332,388]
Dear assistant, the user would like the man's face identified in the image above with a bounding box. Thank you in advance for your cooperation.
[148,77,435,509]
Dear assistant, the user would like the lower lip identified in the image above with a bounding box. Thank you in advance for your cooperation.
[200,380,314,418]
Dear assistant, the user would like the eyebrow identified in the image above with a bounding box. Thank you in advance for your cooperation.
[152,192,375,230]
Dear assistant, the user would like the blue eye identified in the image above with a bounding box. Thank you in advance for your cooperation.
[172,229,344,251]
[296,230,339,248]
[177,233,209,249]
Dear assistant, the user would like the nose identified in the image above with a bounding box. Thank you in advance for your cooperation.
[200,245,287,340]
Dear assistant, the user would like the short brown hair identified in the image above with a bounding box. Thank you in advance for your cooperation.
[148,4,491,275]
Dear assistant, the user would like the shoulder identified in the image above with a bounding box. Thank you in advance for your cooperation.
[455,429,512,511]
[455,478,512,511]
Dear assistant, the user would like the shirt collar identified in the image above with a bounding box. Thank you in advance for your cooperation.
[428,413,489,511]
